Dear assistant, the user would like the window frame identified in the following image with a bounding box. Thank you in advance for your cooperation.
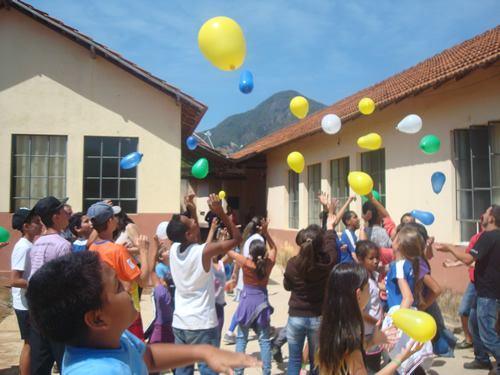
[10,134,67,211]
[361,149,386,205]
[307,163,321,225]
[453,123,499,241]
[288,170,299,229]
[83,136,138,213]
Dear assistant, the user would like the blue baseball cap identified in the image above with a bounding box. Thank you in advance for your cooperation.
[87,202,121,225]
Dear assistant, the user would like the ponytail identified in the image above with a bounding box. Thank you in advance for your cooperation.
[249,239,267,280]
[397,226,426,304]
[296,224,324,274]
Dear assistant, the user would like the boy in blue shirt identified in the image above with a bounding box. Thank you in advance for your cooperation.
[26,251,259,374]
[68,213,93,252]
[339,210,360,263]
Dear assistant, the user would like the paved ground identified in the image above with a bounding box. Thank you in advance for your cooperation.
[0,266,497,374]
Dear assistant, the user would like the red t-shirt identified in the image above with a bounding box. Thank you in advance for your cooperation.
[466,231,482,283]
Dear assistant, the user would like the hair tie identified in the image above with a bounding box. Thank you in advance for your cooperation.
[257,255,263,260]
[305,238,313,243]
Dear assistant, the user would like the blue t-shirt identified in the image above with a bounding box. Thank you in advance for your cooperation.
[62,330,147,374]
[339,229,358,264]
[385,259,415,309]
[72,239,87,253]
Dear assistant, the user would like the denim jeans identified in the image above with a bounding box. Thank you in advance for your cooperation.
[426,301,457,357]
[287,316,321,375]
[173,327,219,375]
[235,325,271,375]
[458,282,476,317]
[469,297,500,371]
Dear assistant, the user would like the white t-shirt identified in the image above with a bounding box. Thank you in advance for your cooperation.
[11,237,32,310]
[364,271,383,335]
[237,233,265,290]
[170,242,218,330]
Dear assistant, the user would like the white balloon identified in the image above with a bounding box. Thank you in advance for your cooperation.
[396,114,422,134]
[321,114,342,135]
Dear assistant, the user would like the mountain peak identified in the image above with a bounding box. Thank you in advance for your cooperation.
[202,91,326,153]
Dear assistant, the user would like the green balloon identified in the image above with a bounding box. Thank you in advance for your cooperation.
[362,190,380,203]
[419,134,441,155]
[0,226,10,243]
[191,158,209,179]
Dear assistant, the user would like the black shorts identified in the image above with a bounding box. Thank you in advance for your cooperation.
[15,309,30,340]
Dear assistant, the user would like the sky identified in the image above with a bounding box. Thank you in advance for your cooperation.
[28,0,500,132]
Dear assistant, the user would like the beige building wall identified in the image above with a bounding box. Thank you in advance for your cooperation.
[266,63,500,244]
[0,10,182,213]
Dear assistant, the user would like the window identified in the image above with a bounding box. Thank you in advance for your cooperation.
[331,157,350,206]
[307,164,321,225]
[453,123,500,241]
[83,137,138,213]
[288,170,299,229]
[361,149,386,204]
[11,135,67,210]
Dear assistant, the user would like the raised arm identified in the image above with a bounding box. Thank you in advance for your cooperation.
[334,196,356,227]
[368,192,390,219]
[202,194,242,272]
[206,218,219,244]
[184,193,199,226]
[136,235,156,288]
[261,218,277,263]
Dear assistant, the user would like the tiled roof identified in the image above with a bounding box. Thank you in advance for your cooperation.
[231,26,500,160]
[1,0,207,134]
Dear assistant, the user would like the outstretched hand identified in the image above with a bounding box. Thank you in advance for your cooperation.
[204,347,261,374]
[0,242,9,249]
[208,194,224,216]
[260,218,270,234]
[318,192,329,208]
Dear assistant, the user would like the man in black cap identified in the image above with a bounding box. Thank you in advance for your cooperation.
[11,207,42,375]
[28,196,71,374]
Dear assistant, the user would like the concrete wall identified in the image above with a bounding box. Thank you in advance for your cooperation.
[0,10,184,271]
[265,64,500,292]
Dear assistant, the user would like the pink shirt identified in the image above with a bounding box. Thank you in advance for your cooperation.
[29,233,71,278]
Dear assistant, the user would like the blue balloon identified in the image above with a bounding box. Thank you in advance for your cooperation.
[239,70,254,94]
[120,152,143,170]
[431,172,446,194]
[186,136,198,151]
[411,209,435,225]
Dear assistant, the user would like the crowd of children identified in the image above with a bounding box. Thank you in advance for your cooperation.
[6,190,500,374]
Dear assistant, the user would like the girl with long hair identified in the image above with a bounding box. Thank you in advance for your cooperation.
[226,218,277,375]
[317,263,422,375]
[284,224,336,374]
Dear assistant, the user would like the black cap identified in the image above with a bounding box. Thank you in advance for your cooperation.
[12,208,32,231]
[32,196,69,220]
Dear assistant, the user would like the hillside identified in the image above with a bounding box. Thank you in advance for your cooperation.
[203,90,326,153]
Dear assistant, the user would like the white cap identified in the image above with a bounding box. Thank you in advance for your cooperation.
[156,221,169,240]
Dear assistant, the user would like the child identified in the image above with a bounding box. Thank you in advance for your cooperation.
[224,216,265,345]
[87,201,156,341]
[340,210,360,263]
[148,271,175,345]
[10,208,42,375]
[29,196,72,374]
[383,226,434,373]
[317,263,422,374]
[355,240,384,373]
[26,251,259,374]
[167,193,242,375]
[227,218,277,375]
[68,213,93,252]
[284,224,336,375]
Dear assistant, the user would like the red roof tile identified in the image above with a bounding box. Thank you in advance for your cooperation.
[2,0,207,134]
[231,26,500,160]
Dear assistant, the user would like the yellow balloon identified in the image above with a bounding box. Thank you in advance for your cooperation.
[198,16,246,71]
[290,96,309,119]
[218,190,226,200]
[391,308,437,342]
[348,171,373,196]
[357,133,382,150]
[287,151,305,173]
[358,97,375,115]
